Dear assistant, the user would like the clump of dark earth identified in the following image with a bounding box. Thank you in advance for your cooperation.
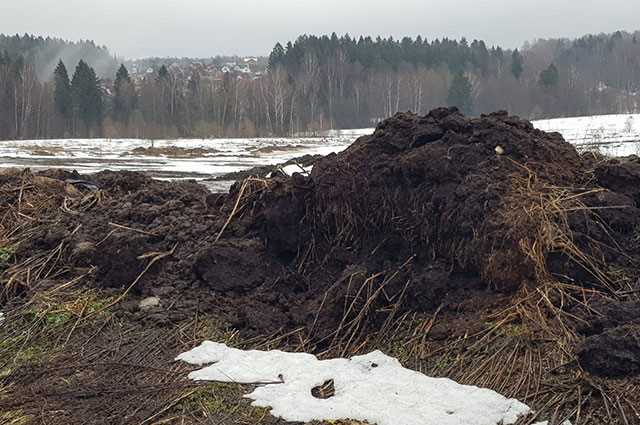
[577,325,640,377]
[126,146,218,157]
[210,153,322,181]
[6,107,640,378]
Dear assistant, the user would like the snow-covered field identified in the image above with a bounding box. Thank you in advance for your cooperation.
[533,113,640,156]
[320,128,375,138]
[1,114,639,191]
[0,136,353,191]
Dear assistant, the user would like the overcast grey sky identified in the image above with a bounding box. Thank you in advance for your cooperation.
[2,0,639,58]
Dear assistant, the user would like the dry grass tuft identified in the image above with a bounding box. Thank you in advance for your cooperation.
[0,169,101,300]
[453,165,638,423]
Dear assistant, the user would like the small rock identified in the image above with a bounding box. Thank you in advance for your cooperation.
[139,297,161,310]
[495,145,505,155]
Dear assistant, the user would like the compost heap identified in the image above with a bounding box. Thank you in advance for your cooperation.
[2,108,640,383]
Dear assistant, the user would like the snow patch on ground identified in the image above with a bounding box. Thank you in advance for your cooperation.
[0,312,5,325]
[177,341,532,425]
[533,114,640,157]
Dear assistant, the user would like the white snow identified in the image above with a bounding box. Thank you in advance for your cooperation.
[0,136,353,181]
[320,128,375,138]
[177,341,532,425]
[533,114,640,157]
[0,312,4,324]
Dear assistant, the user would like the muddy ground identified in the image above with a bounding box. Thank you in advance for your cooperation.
[124,146,219,158]
[1,108,640,424]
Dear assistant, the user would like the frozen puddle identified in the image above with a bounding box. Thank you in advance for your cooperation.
[177,342,533,425]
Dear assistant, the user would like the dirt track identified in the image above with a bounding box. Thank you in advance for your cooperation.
[1,108,640,424]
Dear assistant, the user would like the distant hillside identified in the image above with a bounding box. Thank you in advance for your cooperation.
[0,33,119,79]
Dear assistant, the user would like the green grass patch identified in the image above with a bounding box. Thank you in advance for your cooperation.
[175,382,272,423]
[0,246,15,270]
[0,288,119,378]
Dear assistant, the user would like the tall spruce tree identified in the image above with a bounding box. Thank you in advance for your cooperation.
[539,63,559,89]
[447,72,473,114]
[53,60,72,121]
[268,43,286,70]
[71,60,103,134]
[156,65,172,123]
[157,65,169,81]
[511,49,524,80]
[113,64,136,124]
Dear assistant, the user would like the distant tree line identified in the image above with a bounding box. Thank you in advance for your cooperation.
[0,33,118,79]
[265,32,640,130]
[1,31,640,140]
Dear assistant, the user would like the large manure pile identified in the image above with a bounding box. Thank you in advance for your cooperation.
[1,108,639,423]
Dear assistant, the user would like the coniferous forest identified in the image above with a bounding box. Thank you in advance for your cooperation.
[1,30,640,140]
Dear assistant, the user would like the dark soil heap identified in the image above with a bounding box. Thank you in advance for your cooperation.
[3,108,640,401]
[234,109,640,372]
[254,109,587,285]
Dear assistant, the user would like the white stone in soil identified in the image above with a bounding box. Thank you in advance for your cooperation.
[138,297,161,309]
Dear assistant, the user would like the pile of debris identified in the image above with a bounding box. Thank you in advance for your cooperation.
[2,108,640,423]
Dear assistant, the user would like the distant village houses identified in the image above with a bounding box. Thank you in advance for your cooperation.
[126,56,266,89]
